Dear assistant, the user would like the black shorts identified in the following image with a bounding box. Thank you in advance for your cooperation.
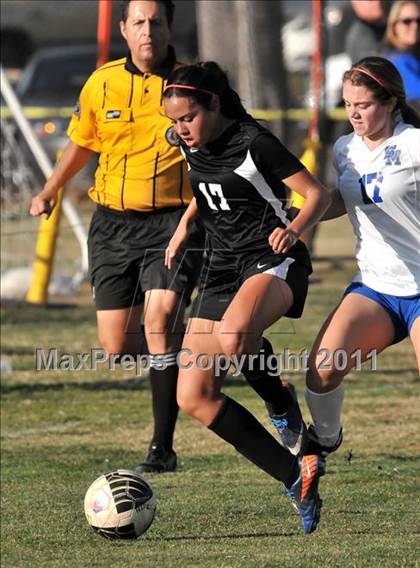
[88,205,205,310]
[190,249,311,321]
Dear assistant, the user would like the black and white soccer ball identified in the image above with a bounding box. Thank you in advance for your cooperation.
[84,469,156,539]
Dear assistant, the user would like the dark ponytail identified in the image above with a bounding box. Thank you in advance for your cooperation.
[163,61,248,120]
[344,56,420,128]
[399,101,420,128]
[201,62,248,120]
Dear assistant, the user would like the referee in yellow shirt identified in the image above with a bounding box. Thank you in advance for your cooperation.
[30,0,204,473]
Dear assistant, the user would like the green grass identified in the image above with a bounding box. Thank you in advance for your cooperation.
[1,219,420,567]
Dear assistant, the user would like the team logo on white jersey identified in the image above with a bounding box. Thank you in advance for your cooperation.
[384,145,401,166]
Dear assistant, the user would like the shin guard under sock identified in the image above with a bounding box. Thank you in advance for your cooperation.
[242,338,294,415]
[208,396,298,485]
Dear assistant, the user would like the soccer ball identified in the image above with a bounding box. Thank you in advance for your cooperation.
[84,469,156,539]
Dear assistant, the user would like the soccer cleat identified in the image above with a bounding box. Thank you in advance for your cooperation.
[304,425,343,457]
[269,382,307,456]
[135,443,177,474]
[284,454,324,534]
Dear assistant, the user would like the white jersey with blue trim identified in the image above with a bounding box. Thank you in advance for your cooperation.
[334,122,420,296]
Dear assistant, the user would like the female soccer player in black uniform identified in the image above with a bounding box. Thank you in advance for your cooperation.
[162,62,331,534]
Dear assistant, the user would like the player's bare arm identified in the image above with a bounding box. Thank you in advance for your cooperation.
[30,141,94,218]
[165,198,198,269]
[320,189,347,221]
[269,169,331,254]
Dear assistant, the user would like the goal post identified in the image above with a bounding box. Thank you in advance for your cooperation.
[25,184,65,304]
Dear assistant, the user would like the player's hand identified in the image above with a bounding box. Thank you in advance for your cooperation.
[30,191,57,219]
[268,227,299,254]
[165,224,189,270]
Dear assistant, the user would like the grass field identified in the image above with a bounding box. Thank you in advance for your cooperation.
[1,218,419,567]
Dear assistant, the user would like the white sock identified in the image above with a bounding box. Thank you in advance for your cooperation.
[305,383,345,447]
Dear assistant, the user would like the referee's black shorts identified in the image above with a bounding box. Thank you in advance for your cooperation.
[190,249,312,321]
[88,205,205,310]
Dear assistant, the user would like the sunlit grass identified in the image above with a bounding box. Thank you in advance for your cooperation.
[1,217,419,567]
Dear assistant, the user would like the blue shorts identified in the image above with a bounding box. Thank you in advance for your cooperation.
[344,282,420,344]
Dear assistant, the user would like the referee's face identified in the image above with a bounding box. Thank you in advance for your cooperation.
[120,0,171,72]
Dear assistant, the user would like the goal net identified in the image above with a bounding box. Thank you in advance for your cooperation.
[1,70,90,301]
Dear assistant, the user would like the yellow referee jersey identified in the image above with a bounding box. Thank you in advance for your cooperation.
[67,47,192,211]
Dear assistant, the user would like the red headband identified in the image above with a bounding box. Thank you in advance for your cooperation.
[164,84,215,97]
[351,67,392,95]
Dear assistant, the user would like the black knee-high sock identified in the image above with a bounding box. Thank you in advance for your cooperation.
[208,396,298,486]
[241,338,294,415]
[149,353,179,450]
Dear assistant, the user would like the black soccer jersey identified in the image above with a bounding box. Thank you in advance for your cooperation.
[180,118,307,259]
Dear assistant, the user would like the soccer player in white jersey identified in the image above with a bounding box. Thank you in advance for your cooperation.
[161,62,331,534]
[304,56,420,458]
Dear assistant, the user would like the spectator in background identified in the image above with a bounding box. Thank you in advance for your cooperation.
[346,0,389,63]
[383,0,420,107]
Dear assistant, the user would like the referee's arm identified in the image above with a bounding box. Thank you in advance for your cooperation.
[30,141,94,218]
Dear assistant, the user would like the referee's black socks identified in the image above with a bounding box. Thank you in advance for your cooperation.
[208,396,298,486]
[149,353,179,451]
[241,337,294,416]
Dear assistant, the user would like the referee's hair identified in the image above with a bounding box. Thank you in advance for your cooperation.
[345,56,420,128]
[120,0,175,27]
[163,62,249,120]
